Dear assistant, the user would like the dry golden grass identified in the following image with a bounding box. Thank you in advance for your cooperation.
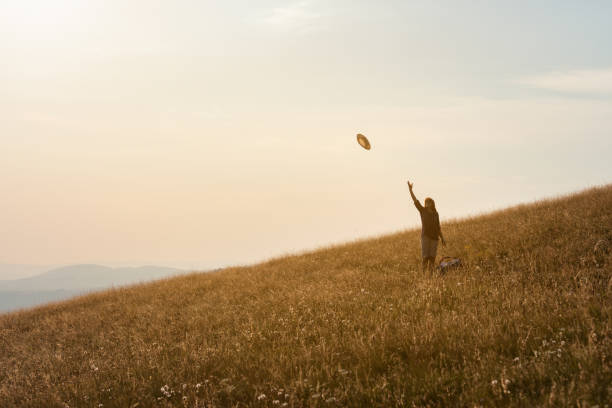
[1,186,610,407]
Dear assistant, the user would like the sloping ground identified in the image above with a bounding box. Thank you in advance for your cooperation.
[0,186,610,407]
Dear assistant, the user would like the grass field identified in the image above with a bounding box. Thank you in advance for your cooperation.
[1,186,610,407]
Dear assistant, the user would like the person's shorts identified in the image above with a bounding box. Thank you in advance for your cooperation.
[421,235,439,258]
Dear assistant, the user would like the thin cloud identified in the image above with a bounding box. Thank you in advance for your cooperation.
[258,1,323,31]
[519,68,612,95]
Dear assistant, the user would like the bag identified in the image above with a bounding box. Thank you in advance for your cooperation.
[438,256,462,273]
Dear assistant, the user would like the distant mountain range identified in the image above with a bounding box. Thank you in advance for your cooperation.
[0,263,57,280]
[0,264,185,313]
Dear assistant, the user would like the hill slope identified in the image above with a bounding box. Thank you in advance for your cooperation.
[0,186,610,407]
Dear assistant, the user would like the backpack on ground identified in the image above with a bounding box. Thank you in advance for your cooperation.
[438,256,462,273]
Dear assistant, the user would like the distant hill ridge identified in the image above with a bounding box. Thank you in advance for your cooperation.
[0,264,184,312]
[0,264,183,291]
[0,185,610,407]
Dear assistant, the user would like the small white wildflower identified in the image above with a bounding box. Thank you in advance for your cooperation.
[282,403,289,407]
[273,400,280,405]
[182,383,187,390]
[160,385,172,398]
[491,380,498,386]
[257,394,266,401]
[502,379,511,394]
[196,383,202,389]
[513,357,520,363]
[182,396,188,401]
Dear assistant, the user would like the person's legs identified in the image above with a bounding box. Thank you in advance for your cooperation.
[422,257,431,274]
[421,235,440,275]
[429,239,439,274]
[421,235,428,273]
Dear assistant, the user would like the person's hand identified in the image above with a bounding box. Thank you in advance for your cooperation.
[407,180,414,190]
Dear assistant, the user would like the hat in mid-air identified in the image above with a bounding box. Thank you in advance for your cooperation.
[356,133,371,150]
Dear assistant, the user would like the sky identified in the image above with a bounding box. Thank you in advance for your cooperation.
[1,0,611,275]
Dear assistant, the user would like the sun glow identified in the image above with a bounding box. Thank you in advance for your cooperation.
[2,1,93,45]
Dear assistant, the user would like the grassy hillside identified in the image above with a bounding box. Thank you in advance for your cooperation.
[1,186,610,407]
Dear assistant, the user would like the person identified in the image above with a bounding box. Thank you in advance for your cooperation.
[407,180,446,273]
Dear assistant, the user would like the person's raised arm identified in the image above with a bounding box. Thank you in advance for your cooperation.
[407,180,423,210]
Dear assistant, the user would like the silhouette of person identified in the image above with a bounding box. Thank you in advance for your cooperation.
[407,181,446,274]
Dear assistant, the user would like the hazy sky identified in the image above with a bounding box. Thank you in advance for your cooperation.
[1,0,611,273]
